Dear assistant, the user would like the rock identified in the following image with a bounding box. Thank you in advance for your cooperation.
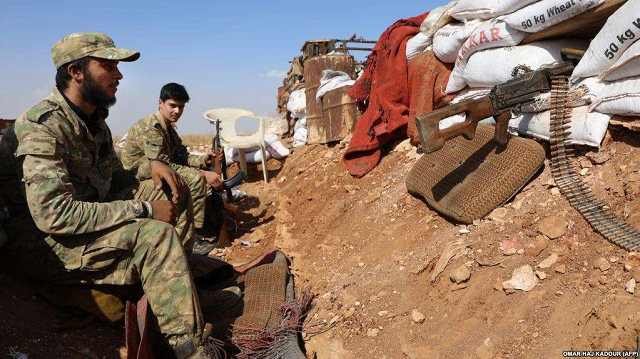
[500,236,520,256]
[586,151,610,165]
[589,278,600,287]
[358,262,365,267]
[550,187,561,196]
[345,308,356,318]
[535,271,547,280]
[450,265,471,284]
[538,253,559,269]
[248,229,266,243]
[489,208,508,222]
[555,291,564,296]
[626,279,636,294]
[475,338,494,359]
[579,288,588,294]
[525,236,549,257]
[459,228,470,234]
[598,276,610,285]
[450,283,468,291]
[494,278,503,291]
[366,328,379,338]
[594,257,612,272]
[411,309,426,324]
[537,216,568,239]
[344,185,360,194]
[378,310,389,317]
[329,315,340,325]
[608,315,621,329]
[580,168,590,176]
[503,265,539,292]
[555,265,567,274]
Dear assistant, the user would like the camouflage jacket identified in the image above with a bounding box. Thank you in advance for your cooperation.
[120,111,207,171]
[10,87,150,235]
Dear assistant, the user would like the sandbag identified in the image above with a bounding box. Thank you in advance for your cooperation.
[433,20,482,63]
[601,40,640,81]
[286,89,306,119]
[464,39,589,88]
[590,76,640,116]
[450,0,539,21]
[509,106,610,147]
[315,70,354,102]
[406,33,433,60]
[501,0,605,33]
[446,20,526,93]
[292,127,307,148]
[572,0,640,79]
[420,1,457,36]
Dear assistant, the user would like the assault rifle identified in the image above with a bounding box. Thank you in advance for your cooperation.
[212,119,246,202]
[415,61,576,153]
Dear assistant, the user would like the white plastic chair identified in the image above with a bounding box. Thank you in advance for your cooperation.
[203,108,268,183]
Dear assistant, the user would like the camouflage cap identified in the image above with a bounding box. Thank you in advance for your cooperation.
[51,32,140,69]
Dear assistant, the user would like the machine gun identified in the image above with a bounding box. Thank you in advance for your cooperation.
[415,61,576,153]
[212,119,247,202]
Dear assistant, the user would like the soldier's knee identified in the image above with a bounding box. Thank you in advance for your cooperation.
[137,219,182,248]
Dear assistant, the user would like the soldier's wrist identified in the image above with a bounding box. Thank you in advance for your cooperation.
[143,201,154,219]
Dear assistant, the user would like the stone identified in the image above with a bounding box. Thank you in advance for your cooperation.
[586,151,610,165]
[503,265,539,292]
[598,276,610,285]
[537,216,568,239]
[538,253,559,269]
[555,291,564,296]
[475,338,494,359]
[535,271,547,280]
[366,328,379,338]
[450,265,471,284]
[459,228,470,234]
[345,308,356,318]
[626,279,636,294]
[411,309,426,324]
[555,265,567,274]
[525,236,549,257]
[248,229,266,243]
[580,168,590,176]
[378,310,389,317]
[489,208,508,222]
[594,257,612,272]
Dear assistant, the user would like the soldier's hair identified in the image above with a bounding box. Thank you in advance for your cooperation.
[55,57,90,90]
[160,83,190,103]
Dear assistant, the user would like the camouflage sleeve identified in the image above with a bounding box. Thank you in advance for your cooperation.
[17,135,146,235]
[141,126,173,164]
[103,127,152,192]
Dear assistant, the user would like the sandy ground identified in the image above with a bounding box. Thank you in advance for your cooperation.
[1,128,639,358]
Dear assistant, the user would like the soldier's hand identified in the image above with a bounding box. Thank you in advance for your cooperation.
[204,150,223,166]
[201,170,224,191]
[150,160,185,204]
[150,200,180,226]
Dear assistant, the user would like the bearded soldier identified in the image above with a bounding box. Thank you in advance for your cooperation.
[0,32,224,358]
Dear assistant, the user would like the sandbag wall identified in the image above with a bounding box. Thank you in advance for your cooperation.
[405,0,636,148]
[303,55,356,144]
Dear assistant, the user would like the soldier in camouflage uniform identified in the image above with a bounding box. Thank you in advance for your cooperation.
[120,83,223,238]
[0,32,223,358]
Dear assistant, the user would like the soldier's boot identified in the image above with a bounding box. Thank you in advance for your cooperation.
[172,323,227,359]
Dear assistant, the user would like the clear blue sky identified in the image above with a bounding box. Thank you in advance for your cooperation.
[0,0,446,135]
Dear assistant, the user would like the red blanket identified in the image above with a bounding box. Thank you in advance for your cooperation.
[344,12,428,177]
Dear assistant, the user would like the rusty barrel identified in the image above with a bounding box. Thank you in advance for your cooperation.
[303,55,355,144]
[321,86,358,143]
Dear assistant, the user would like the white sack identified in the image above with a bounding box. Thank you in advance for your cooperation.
[464,39,589,88]
[292,127,307,148]
[590,76,640,116]
[450,0,539,21]
[446,20,527,93]
[601,40,640,81]
[406,33,433,60]
[286,89,306,119]
[264,116,289,136]
[438,88,495,130]
[572,0,640,79]
[421,1,457,36]
[501,0,605,33]
[509,106,610,147]
[315,70,354,102]
[433,20,482,63]
[294,117,306,132]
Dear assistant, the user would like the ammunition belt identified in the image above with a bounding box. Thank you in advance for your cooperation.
[549,75,640,251]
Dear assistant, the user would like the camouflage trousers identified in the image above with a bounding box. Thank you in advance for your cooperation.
[175,166,210,229]
[5,179,203,346]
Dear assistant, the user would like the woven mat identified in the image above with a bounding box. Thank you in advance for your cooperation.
[406,124,545,224]
[207,262,289,340]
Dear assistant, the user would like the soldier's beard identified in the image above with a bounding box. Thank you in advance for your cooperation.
[81,71,117,108]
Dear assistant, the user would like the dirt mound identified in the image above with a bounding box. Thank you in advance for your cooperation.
[228,128,640,358]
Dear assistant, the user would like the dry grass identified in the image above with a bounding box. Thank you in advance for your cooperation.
[181,134,213,147]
